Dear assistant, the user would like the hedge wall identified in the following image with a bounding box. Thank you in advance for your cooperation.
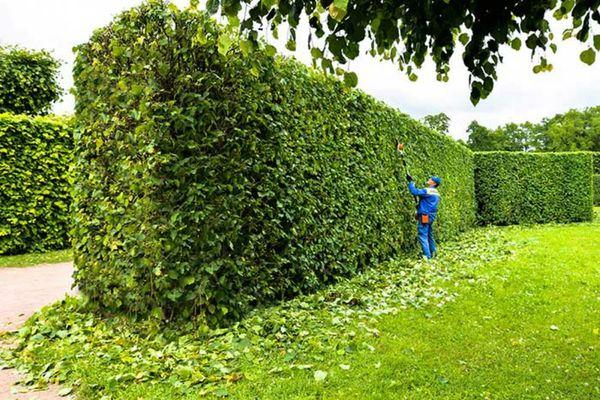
[594,174,600,206]
[72,2,475,324]
[594,153,600,206]
[474,152,593,225]
[0,46,62,115]
[0,114,72,255]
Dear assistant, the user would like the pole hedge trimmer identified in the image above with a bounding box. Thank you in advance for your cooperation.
[396,142,419,206]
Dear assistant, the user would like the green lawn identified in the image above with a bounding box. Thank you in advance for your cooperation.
[0,249,72,268]
[4,215,599,399]
[226,222,599,399]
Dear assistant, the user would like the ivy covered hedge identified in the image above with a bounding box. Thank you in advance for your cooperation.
[0,46,61,115]
[474,152,593,225]
[72,1,475,324]
[0,114,72,255]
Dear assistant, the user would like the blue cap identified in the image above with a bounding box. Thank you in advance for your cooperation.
[430,176,442,186]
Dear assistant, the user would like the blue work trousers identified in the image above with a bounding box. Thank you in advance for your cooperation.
[417,221,436,259]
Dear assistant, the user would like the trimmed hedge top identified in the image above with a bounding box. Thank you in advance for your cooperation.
[72,1,474,324]
[474,151,593,225]
[0,46,62,115]
[0,113,72,255]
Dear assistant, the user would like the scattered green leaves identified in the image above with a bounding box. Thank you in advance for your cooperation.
[2,228,514,399]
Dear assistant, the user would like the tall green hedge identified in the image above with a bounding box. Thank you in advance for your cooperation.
[72,1,474,324]
[474,152,593,225]
[0,46,62,115]
[594,175,600,206]
[0,114,72,255]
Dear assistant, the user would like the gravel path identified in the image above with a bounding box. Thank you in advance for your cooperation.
[0,261,75,399]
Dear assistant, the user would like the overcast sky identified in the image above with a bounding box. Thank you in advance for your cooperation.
[1,0,599,140]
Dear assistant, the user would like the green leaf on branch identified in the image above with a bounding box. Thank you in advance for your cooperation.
[510,38,522,50]
[343,71,358,87]
[217,34,232,55]
[580,48,596,65]
[594,35,600,51]
[261,0,278,9]
[285,40,296,51]
[310,47,323,59]
[328,0,348,22]
[264,44,277,57]
[239,39,254,56]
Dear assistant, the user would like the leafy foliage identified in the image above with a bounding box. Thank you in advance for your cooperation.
[71,1,475,325]
[467,120,547,152]
[474,151,594,225]
[421,113,450,135]
[3,227,514,398]
[0,114,72,255]
[0,46,62,115]
[543,106,600,151]
[466,106,600,152]
[205,0,600,104]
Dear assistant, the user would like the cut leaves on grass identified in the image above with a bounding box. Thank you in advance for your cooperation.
[1,227,513,399]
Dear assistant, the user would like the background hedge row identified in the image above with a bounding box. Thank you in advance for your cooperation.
[0,46,61,115]
[72,2,475,324]
[474,151,593,225]
[0,114,72,255]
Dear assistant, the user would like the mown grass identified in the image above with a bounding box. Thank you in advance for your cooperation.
[0,249,72,268]
[225,221,600,399]
[3,213,599,399]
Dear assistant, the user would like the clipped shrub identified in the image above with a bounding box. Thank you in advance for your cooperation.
[72,1,475,324]
[0,114,72,255]
[474,151,593,225]
[0,46,62,115]
[594,174,600,206]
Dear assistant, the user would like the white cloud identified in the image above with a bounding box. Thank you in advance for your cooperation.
[1,0,599,139]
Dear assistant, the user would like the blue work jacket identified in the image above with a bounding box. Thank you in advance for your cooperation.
[408,182,441,220]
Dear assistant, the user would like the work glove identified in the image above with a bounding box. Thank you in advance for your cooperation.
[406,174,413,182]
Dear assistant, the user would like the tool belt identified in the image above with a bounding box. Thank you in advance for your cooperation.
[415,213,430,224]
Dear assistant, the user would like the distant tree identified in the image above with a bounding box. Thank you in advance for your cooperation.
[422,113,450,135]
[494,122,545,151]
[542,106,600,152]
[466,121,499,151]
[466,107,600,152]
[0,46,61,115]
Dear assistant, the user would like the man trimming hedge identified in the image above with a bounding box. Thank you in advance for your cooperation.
[406,174,442,259]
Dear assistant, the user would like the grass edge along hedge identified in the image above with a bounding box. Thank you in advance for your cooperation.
[474,151,593,225]
[0,113,72,255]
[72,1,474,325]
